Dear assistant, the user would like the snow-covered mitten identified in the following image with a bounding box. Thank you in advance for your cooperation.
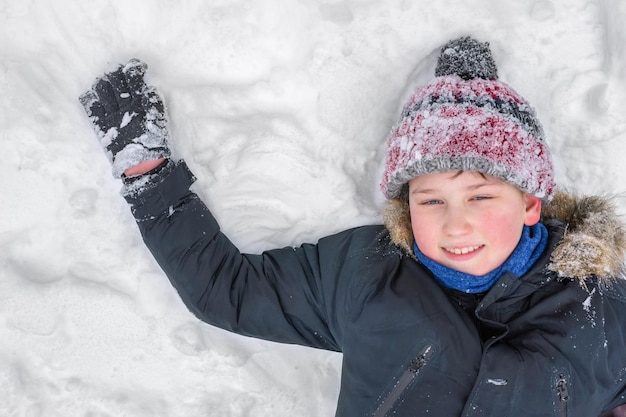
[80,58,171,178]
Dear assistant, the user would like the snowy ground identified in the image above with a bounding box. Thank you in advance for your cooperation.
[2,0,626,416]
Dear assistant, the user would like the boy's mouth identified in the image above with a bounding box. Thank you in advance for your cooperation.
[443,245,483,255]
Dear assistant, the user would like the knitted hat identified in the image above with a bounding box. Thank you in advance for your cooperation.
[381,36,555,202]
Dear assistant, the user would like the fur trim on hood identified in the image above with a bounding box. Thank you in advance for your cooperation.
[383,190,626,287]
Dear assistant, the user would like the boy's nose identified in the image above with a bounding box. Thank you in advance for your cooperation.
[443,209,472,236]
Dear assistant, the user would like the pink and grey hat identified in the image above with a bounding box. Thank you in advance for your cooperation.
[381,36,555,202]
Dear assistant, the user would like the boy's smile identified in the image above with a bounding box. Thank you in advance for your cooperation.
[408,171,542,276]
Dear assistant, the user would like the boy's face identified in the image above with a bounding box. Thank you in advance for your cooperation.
[408,171,542,276]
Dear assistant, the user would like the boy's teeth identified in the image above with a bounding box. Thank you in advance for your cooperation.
[445,245,481,255]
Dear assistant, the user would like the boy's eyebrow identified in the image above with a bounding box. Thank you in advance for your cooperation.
[410,187,437,195]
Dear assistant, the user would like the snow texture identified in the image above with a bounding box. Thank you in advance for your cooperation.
[1,1,626,416]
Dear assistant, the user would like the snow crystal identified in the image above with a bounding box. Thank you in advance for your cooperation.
[120,111,136,128]
[582,293,593,312]
[582,288,598,327]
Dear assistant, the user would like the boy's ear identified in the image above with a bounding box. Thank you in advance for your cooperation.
[523,194,542,226]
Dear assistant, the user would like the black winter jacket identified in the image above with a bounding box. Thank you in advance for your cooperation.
[125,161,626,417]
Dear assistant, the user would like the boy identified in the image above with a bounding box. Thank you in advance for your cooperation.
[80,37,626,416]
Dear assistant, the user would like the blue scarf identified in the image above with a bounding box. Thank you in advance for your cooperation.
[413,223,548,293]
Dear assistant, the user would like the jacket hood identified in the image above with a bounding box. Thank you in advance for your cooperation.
[383,190,626,286]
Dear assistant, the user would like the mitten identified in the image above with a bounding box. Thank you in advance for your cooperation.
[80,59,171,178]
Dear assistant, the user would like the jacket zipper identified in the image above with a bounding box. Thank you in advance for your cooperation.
[556,374,569,417]
[373,345,433,417]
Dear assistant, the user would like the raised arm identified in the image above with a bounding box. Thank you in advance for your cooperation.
[78,60,347,351]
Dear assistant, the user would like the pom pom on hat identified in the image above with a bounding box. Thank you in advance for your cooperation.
[435,36,498,80]
[380,36,555,202]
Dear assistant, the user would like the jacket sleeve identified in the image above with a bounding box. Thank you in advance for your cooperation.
[124,160,345,351]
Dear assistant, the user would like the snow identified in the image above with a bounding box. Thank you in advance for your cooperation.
[1,0,626,415]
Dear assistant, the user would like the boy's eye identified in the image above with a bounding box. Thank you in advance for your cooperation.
[472,195,492,201]
[421,199,443,205]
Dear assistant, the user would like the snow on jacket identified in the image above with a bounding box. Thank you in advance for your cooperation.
[125,161,626,417]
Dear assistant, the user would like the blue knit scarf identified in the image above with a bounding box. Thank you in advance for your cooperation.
[413,223,548,293]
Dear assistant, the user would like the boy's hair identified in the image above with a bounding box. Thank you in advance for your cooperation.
[380,36,555,203]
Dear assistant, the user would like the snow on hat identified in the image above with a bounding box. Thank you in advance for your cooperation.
[381,36,555,202]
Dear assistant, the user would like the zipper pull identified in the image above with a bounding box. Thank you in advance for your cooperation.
[557,374,569,417]
[557,374,569,401]
[408,345,433,373]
